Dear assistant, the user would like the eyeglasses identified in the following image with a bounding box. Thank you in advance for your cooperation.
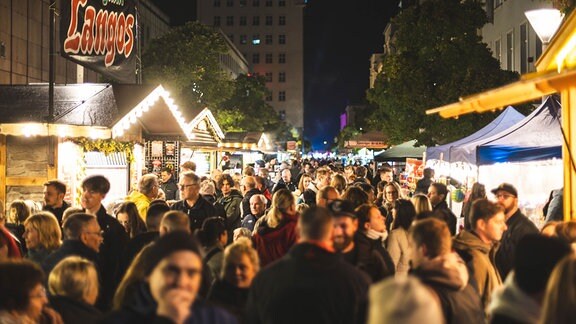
[495,194,515,200]
[85,230,104,237]
[178,183,198,190]
[29,287,47,299]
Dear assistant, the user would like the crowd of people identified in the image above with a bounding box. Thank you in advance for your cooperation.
[0,157,575,324]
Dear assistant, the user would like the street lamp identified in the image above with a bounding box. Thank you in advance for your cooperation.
[525,8,564,51]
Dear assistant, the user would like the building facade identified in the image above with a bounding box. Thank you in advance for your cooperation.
[197,0,305,131]
[0,0,171,85]
[481,0,553,74]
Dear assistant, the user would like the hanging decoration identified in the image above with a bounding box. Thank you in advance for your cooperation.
[67,137,136,163]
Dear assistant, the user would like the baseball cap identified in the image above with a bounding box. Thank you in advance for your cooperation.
[491,183,518,198]
[327,199,357,218]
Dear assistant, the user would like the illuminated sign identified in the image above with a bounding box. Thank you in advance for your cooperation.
[60,0,137,83]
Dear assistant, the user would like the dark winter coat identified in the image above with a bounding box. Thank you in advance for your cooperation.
[246,242,371,324]
[240,188,261,218]
[171,195,218,231]
[217,189,244,232]
[342,232,395,282]
[207,279,249,324]
[49,295,102,324]
[160,175,179,201]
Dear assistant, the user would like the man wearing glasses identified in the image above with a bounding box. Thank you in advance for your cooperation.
[492,183,539,280]
[171,171,216,232]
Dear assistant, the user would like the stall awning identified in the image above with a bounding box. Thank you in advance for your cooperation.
[425,9,576,118]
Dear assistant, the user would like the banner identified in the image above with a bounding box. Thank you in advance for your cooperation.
[60,0,137,83]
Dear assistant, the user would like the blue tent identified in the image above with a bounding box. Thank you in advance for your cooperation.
[426,106,524,161]
[477,97,562,165]
[450,96,561,165]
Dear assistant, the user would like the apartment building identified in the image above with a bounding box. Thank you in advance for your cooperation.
[482,0,554,74]
[197,0,306,131]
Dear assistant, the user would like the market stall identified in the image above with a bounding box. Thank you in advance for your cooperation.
[426,9,576,220]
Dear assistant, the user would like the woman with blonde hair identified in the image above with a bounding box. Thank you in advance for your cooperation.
[252,189,298,267]
[540,255,576,324]
[208,237,260,323]
[330,173,347,196]
[411,194,433,218]
[48,256,102,324]
[23,212,61,265]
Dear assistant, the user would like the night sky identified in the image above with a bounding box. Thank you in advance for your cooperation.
[150,0,400,151]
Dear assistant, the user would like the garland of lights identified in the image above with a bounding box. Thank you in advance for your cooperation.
[68,137,136,163]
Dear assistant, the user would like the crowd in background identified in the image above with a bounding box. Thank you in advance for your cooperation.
[0,156,575,324]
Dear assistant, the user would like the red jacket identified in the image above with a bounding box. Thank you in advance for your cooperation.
[252,212,298,267]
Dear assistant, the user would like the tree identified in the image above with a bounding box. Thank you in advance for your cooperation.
[217,74,283,132]
[142,21,234,112]
[367,0,520,146]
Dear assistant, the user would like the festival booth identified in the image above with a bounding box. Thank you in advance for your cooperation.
[217,131,274,172]
[344,130,388,166]
[0,83,199,210]
[426,8,576,220]
[374,140,426,193]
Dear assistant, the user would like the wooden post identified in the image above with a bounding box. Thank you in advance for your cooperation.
[47,136,58,180]
[0,135,6,208]
[561,87,576,220]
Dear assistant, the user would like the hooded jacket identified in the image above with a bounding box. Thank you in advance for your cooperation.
[453,230,502,308]
[217,189,244,232]
[488,272,541,324]
[252,212,298,267]
[413,252,485,324]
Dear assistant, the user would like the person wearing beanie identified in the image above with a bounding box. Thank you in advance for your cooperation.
[105,232,237,324]
[368,276,443,324]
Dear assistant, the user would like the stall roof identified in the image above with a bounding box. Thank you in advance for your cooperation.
[374,140,425,162]
[426,106,525,161]
[0,83,199,140]
[345,130,389,149]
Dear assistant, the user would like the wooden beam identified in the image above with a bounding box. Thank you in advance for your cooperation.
[5,177,48,186]
[47,136,58,180]
[0,135,5,207]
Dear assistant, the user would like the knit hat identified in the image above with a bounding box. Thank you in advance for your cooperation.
[368,276,443,324]
[141,231,202,276]
[327,199,357,218]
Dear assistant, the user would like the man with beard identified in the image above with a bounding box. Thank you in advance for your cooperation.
[42,180,70,225]
[328,199,392,282]
[492,183,538,280]
[428,183,457,235]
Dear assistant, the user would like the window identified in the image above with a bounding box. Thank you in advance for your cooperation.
[535,36,543,60]
[265,72,273,82]
[252,35,261,45]
[252,53,260,64]
[265,34,273,45]
[265,16,273,26]
[214,0,221,7]
[253,16,260,26]
[253,0,260,6]
[240,34,247,44]
[494,39,501,67]
[278,34,286,44]
[226,16,234,26]
[265,53,273,63]
[213,16,221,27]
[266,91,273,101]
[240,16,247,26]
[279,91,286,102]
[279,72,286,82]
[506,31,514,71]
[279,0,286,6]
[240,0,247,6]
[278,53,286,63]
[520,23,529,73]
[279,110,286,120]
[279,15,286,26]
[266,0,273,6]
[227,0,233,6]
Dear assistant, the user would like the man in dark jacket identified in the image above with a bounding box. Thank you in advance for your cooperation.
[411,218,485,324]
[171,171,217,232]
[240,176,261,218]
[159,167,179,201]
[428,182,457,235]
[42,179,70,225]
[42,213,101,275]
[80,175,129,310]
[246,206,371,324]
[492,183,539,280]
[328,199,393,282]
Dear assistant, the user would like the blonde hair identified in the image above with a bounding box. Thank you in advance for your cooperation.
[220,237,260,279]
[540,255,576,324]
[24,212,62,251]
[48,256,99,304]
[411,194,432,215]
[266,189,295,228]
